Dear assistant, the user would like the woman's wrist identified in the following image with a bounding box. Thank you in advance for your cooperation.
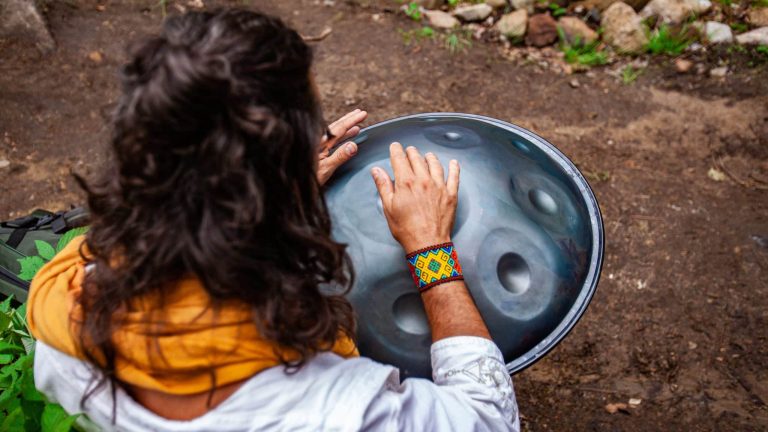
[400,235,452,254]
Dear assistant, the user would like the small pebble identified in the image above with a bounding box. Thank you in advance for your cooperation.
[709,66,727,78]
[88,51,103,64]
[569,79,580,88]
[675,58,693,73]
[0,159,9,169]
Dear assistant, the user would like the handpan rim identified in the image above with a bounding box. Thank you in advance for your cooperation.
[349,112,605,375]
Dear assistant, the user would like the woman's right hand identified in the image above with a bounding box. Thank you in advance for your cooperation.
[370,143,460,253]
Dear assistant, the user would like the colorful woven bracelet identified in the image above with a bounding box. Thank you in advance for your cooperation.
[406,242,464,293]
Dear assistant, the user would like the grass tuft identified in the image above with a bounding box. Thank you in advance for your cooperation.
[557,27,608,67]
[647,24,692,56]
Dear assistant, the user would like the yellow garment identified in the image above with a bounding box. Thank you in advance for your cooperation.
[27,236,358,395]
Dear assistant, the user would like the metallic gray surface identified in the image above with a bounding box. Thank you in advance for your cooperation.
[325,113,604,379]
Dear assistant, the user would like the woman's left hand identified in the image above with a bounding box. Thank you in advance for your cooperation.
[317,109,368,185]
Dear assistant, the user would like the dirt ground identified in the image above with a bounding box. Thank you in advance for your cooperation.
[1,0,767,430]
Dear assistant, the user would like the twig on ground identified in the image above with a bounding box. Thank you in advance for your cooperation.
[302,27,333,42]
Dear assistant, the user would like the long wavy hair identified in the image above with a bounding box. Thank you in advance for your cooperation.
[74,9,355,404]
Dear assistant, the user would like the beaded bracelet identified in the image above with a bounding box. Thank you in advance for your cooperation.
[406,242,464,293]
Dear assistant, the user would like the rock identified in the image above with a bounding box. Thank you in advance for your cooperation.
[415,0,444,9]
[674,58,693,72]
[0,0,55,53]
[453,3,494,21]
[526,13,559,46]
[495,10,528,38]
[747,7,768,27]
[702,21,733,44]
[511,0,536,13]
[558,16,599,44]
[735,26,768,45]
[424,10,461,29]
[424,10,460,29]
[640,0,712,24]
[628,398,643,407]
[569,78,581,88]
[605,402,629,414]
[486,0,509,7]
[88,51,103,64]
[0,160,9,169]
[709,66,727,77]
[602,2,649,53]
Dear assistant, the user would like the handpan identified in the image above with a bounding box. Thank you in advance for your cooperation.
[325,113,604,379]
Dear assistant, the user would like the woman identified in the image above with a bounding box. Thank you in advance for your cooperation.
[28,8,519,431]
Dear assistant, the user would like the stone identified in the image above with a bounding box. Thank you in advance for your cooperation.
[702,21,733,44]
[747,8,768,27]
[0,160,9,169]
[526,13,559,46]
[557,16,599,45]
[495,10,528,38]
[674,58,693,72]
[88,51,103,64]
[415,0,444,9]
[602,2,649,53]
[735,26,768,45]
[0,0,55,53]
[709,66,727,77]
[640,0,712,24]
[511,0,536,13]
[453,3,494,21]
[424,10,460,29]
[569,79,581,88]
[486,0,509,7]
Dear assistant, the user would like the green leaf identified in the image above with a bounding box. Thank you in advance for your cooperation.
[0,341,24,354]
[0,354,13,364]
[20,369,44,401]
[0,296,12,313]
[42,404,79,432]
[35,240,56,261]
[0,312,11,332]
[17,256,46,281]
[1,406,25,432]
[55,227,88,253]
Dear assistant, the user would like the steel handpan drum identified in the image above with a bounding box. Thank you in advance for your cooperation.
[325,113,603,379]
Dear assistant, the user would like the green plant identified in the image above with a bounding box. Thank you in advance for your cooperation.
[156,0,168,17]
[557,28,608,67]
[646,24,692,55]
[16,228,88,282]
[0,298,80,431]
[714,0,733,6]
[398,26,436,45]
[549,2,568,17]
[447,0,460,5]
[753,0,768,7]
[620,65,642,84]
[729,22,749,33]
[404,2,422,21]
[443,28,473,54]
[757,44,768,55]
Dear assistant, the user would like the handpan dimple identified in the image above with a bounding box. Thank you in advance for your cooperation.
[392,293,430,335]
[326,113,603,379]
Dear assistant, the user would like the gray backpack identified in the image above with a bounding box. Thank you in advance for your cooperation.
[0,208,89,302]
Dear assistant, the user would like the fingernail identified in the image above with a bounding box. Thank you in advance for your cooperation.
[346,142,357,156]
[370,168,380,178]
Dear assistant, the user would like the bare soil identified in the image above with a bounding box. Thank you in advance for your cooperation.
[1,1,767,430]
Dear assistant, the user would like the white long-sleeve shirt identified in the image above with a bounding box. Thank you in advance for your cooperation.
[35,336,520,431]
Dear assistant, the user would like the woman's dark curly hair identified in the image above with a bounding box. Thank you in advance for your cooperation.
[75,8,355,402]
